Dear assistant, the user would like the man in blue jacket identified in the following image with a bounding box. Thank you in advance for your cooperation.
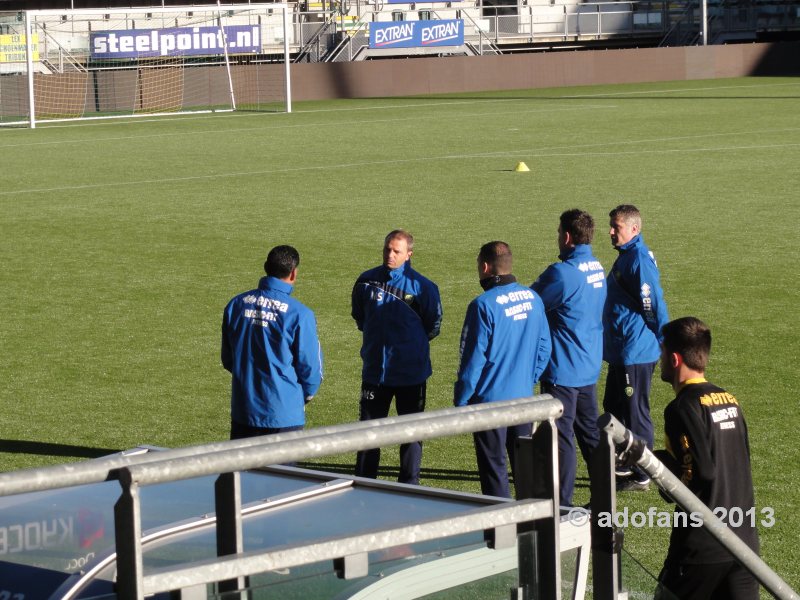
[603,205,669,490]
[532,209,606,507]
[352,230,443,485]
[455,241,551,498]
[222,245,323,440]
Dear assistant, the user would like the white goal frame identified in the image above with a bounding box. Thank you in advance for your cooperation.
[4,4,291,128]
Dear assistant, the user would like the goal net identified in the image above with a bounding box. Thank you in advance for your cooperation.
[0,4,291,127]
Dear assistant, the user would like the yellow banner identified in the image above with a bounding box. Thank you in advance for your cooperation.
[0,34,39,63]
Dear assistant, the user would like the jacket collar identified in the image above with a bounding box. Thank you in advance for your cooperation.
[384,261,411,279]
[559,243,592,261]
[480,273,516,291]
[258,275,294,295]
[616,234,642,253]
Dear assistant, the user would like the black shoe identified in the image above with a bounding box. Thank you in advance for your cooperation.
[617,478,650,492]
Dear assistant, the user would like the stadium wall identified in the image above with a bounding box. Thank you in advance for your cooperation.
[290,42,800,100]
[5,42,796,118]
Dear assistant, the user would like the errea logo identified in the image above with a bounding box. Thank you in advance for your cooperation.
[641,283,651,297]
[496,295,510,305]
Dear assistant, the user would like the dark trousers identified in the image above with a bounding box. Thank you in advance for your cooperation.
[656,560,759,600]
[230,421,303,440]
[473,422,533,499]
[542,382,600,507]
[355,382,426,484]
[603,362,655,481]
[230,421,303,466]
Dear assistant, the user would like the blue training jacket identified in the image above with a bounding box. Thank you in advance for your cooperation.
[603,234,669,366]
[454,278,551,406]
[532,244,607,387]
[222,276,323,429]
[351,261,442,387]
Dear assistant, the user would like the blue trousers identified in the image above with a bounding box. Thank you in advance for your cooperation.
[473,422,533,499]
[542,382,600,507]
[355,382,426,484]
[603,362,656,481]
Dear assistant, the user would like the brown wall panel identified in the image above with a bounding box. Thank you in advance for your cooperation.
[289,42,800,101]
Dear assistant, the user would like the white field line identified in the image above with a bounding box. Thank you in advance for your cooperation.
[2,78,799,142]
[2,139,799,197]
[0,104,615,149]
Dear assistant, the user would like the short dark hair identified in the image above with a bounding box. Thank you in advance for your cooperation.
[661,317,711,372]
[560,209,595,245]
[385,229,414,251]
[264,245,300,279]
[609,204,642,229]
[478,241,513,275]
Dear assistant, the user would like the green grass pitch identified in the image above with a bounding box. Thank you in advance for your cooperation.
[1,76,799,594]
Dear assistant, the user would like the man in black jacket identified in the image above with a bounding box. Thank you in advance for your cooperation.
[655,317,759,600]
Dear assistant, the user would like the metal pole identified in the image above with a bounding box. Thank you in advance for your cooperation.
[515,419,560,600]
[217,1,237,111]
[24,10,36,129]
[283,4,292,112]
[115,471,145,600]
[600,414,800,600]
[127,397,563,487]
[589,429,624,600]
[701,0,708,45]
[215,472,248,595]
[0,396,561,497]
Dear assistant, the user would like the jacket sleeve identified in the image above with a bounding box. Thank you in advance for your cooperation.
[454,300,489,406]
[293,309,324,399]
[531,264,565,312]
[532,297,552,384]
[635,252,669,342]
[221,304,233,373]
[421,281,443,340]
[351,279,365,332]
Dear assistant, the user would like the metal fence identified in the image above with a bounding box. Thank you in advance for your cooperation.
[0,395,564,599]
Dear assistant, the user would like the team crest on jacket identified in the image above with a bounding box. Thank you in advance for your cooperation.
[625,386,634,398]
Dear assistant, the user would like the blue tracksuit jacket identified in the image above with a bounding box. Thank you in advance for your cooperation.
[351,261,442,387]
[222,276,323,428]
[454,278,551,406]
[603,234,669,366]
[532,244,607,387]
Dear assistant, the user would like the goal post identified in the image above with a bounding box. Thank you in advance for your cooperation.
[0,4,292,128]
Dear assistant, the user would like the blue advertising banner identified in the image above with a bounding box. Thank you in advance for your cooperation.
[369,19,464,49]
[90,25,261,59]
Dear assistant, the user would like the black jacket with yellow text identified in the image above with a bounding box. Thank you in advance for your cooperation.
[663,378,759,564]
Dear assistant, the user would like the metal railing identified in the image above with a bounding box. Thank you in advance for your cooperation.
[0,394,563,599]
[590,413,800,600]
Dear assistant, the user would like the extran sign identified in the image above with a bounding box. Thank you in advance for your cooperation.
[91,25,260,58]
[369,20,464,49]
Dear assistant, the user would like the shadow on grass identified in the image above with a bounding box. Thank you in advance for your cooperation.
[298,461,480,483]
[0,439,121,460]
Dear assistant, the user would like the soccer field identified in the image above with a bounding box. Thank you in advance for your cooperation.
[2,76,799,592]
